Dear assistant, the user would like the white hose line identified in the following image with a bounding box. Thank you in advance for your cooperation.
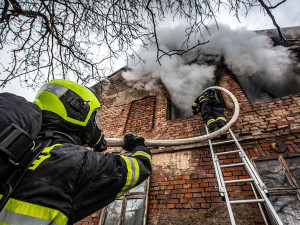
[106,86,240,147]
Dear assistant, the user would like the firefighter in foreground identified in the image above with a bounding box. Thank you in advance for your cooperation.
[0,79,152,225]
[192,89,227,132]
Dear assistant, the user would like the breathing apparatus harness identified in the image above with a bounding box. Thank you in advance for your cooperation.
[0,124,51,212]
[0,80,107,212]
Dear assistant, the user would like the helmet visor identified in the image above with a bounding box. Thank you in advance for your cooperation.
[94,111,102,132]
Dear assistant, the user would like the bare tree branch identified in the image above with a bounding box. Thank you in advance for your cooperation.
[257,0,288,43]
[269,0,287,9]
[0,0,288,89]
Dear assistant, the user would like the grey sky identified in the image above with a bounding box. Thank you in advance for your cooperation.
[0,0,299,101]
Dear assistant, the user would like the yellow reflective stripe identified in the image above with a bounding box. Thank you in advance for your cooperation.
[116,156,140,199]
[117,156,132,199]
[28,144,61,170]
[200,98,209,103]
[216,117,226,122]
[192,103,198,107]
[0,195,68,225]
[207,119,216,126]
[131,158,139,188]
[132,151,152,164]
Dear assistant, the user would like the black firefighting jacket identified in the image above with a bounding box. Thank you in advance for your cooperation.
[192,91,219,114]
[0,138,152,225]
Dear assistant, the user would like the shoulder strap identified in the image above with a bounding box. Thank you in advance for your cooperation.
[0,129,51,212]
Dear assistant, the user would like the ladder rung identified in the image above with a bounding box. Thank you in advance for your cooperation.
[211,139,234,146]
[215,150,241,156]
[230,199,266,204]
[220,162,245,168]
[224,178,254,184]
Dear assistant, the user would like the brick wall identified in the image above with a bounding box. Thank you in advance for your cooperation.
[146,70,300,224]
[76,67,300,225]
[124,96,156,133]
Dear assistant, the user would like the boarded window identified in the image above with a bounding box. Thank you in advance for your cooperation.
[99,179,149,225]
[124,97,156,133]
[254,155,300,224]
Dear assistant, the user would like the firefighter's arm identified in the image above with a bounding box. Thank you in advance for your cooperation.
[192,97,200,115]
[122,134,152,180]
[115,134,152,198]
[70,139,151,223]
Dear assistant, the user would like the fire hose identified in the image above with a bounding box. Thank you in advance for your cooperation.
[105,86,239,147]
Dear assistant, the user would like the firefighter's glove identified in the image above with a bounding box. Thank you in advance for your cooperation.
[123,134,146,152]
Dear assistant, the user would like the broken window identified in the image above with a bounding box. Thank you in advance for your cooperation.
[254,155,300,224]
[99,178,149,225]
[234,45,300,104]
[167,97,187,120]
[255,158,291,187]
[269,195,300,225]
[167,89,225,120]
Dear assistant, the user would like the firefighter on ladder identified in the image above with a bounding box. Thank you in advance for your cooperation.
[192,89,227,133]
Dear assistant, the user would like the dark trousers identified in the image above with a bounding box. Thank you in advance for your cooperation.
[201,100,226,131]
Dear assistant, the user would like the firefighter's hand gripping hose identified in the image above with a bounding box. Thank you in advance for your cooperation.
[106,86,239,147]
[123,134,146,152]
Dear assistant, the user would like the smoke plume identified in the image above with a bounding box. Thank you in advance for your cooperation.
[122,24,299,117]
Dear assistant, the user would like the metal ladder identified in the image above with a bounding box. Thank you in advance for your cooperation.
[205,126,283,225]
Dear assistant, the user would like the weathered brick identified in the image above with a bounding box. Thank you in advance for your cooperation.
[80,67,300,225]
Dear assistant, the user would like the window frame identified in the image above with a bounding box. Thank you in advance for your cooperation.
[98,177,150,225]
[167,88,226,120]
[167,96,186,120]
[252,153,300,224]
[252,153,300,196]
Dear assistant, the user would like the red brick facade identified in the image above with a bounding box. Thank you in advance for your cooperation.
[76,67,300,224]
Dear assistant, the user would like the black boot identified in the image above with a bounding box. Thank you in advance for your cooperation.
[208,123,219,133]
[217,120,226,128]
[218,122,227,140]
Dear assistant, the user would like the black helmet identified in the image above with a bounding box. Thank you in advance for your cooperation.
[206,89,216,97]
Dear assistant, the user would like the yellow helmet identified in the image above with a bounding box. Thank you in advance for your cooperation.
[34,79,106,150]
[34,79,100,126]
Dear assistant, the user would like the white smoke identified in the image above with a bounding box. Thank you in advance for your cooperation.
[122,24,216,116]
[123,23,298,116]
[196,25,296,102]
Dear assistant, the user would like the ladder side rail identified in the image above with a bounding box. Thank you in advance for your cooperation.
[228,129,283,225]
[228,129,267,191]
[250,183,269,225]
[250,176,283,225]
[205,126,237,225]
[235,154,283,225]
[212,155,226,197]
[205,125,225,196]
[213,156,238,225]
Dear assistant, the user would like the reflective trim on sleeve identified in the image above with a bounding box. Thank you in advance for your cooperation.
[216,117,227,122]
[200,98,209,103]
[207,119,216,126]
[116,156,140,199]
[132,151,152,164]
[192,103,198,107]
[0,195,68,225]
